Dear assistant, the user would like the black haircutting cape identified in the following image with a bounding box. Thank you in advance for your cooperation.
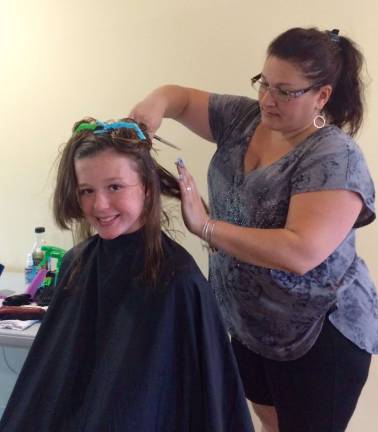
[0,230,253,432]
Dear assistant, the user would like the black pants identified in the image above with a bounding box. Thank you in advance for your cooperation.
[232,319,371,432]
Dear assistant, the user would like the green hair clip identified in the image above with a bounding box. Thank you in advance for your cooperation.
[74,123,98,134]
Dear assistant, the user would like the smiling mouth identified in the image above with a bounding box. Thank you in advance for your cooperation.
[96,215,119,226]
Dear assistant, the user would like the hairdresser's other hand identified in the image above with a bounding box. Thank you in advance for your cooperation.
[129,94,166,137]
[176,158,209,238]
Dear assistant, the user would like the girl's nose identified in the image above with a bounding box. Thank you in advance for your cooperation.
[93,192,110,210]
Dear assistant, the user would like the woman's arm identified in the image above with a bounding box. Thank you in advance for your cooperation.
[130,85,214,142]
[209,190,362,274]
[177,163,363,275]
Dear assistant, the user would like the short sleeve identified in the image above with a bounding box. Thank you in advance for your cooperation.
[208,93,259,147]
[291,132,375,228]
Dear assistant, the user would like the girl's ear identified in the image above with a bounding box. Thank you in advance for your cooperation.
[143,185,152,214]
[145,184,150,196]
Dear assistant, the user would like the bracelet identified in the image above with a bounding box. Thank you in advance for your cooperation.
[201,218,217,247]
[208,220,217,246]
[201,218,211,241]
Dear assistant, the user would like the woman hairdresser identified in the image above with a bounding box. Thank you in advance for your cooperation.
[130,27,378,432]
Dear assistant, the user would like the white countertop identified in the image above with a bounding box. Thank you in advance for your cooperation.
[0,272,40,348]
[0,271,26,294]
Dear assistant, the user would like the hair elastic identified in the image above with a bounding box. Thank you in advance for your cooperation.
[326,29,340,43]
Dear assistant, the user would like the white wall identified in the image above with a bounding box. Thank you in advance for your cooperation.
[1,0,377,283]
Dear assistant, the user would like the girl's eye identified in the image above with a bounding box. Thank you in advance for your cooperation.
[78,189,93,196]
[109,184,123,192]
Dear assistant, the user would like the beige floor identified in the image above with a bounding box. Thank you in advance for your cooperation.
[249,356,378,431]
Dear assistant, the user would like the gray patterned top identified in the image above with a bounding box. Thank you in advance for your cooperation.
[208,93,378,361]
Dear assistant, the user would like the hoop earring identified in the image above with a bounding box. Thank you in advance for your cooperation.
[313,114,326,129]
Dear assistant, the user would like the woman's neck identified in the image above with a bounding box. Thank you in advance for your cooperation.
[278,123,319,148]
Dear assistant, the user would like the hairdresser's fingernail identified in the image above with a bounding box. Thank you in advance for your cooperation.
[175,157,185,168]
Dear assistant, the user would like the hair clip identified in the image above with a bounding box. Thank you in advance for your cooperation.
[93,121,146,139]
[326,29,340,43]
[74,121,146,140]
[74,123,97,134]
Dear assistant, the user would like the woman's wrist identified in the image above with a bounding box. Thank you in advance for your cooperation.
[201,218,217,246]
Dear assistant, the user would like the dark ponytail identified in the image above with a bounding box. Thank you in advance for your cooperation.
[326,36,364,136]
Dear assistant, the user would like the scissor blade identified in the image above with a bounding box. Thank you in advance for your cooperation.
[153,135,181,150]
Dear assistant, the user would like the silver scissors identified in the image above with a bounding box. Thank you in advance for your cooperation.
[153,135,181,150]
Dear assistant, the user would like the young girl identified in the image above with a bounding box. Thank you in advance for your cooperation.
[0,119,254,432]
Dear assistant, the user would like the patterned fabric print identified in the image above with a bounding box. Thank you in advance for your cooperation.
[207,93,378,360]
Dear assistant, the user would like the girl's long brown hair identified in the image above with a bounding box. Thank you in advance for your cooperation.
[54,117,181,287]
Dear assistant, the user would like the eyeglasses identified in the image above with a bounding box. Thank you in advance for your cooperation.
[251,73,320,102]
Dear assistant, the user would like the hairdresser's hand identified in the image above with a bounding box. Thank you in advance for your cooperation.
[176,158,209,238]
[129,94,166,137]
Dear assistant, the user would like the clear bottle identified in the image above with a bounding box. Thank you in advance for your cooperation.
[32,226,47,267]
[24,253,35,285]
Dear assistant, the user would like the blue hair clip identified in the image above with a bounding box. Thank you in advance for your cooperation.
[93,121,146,140]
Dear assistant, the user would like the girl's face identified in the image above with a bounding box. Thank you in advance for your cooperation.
[258,56,330,135]
[75,149,146,240]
